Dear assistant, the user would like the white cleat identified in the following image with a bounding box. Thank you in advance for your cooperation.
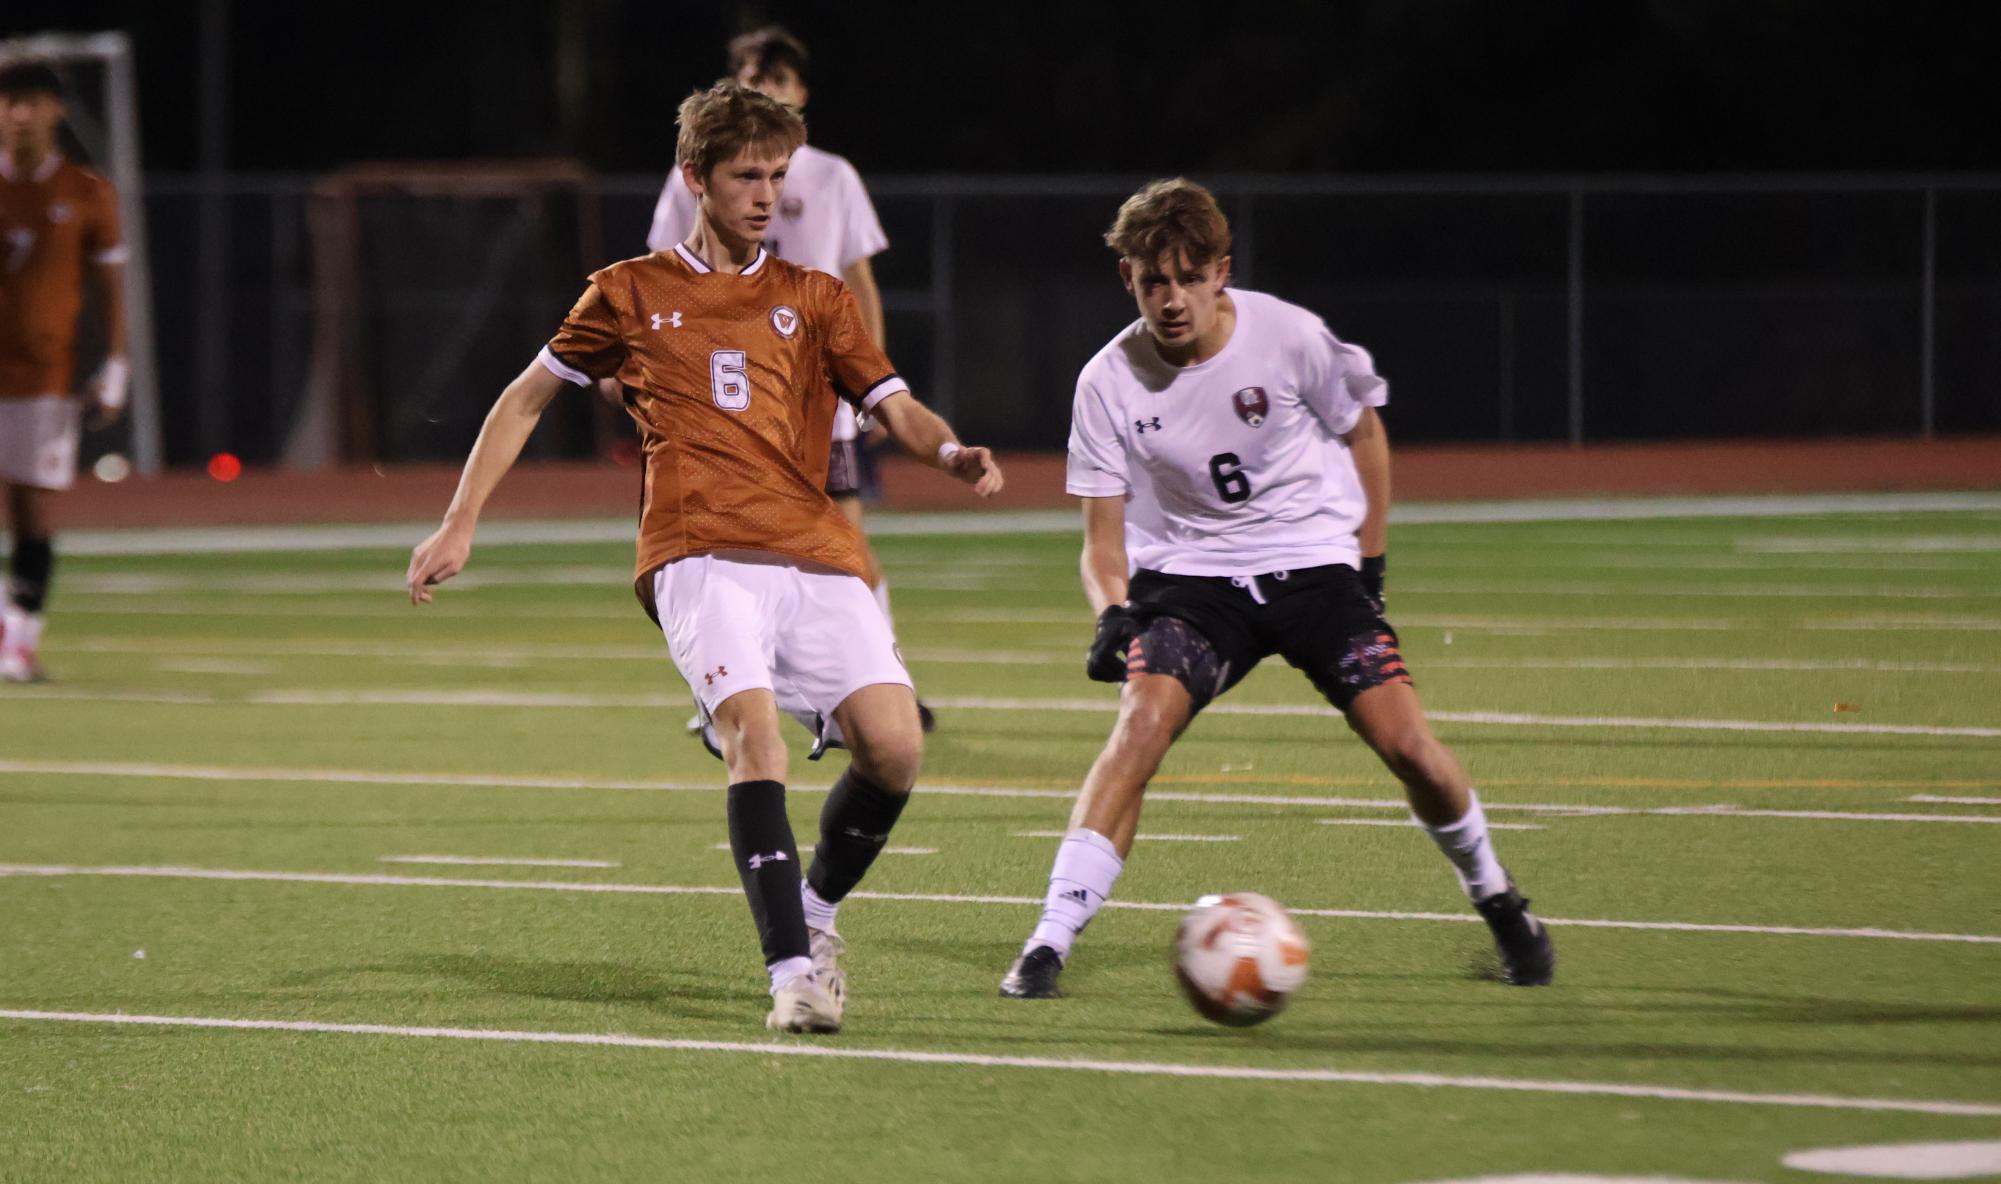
[766,971,843,1034]
[0,648,45,683]
[808,927,847,1013]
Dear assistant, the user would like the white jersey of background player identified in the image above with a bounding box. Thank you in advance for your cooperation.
[1067,288,1386,575]
[646,26,931,738]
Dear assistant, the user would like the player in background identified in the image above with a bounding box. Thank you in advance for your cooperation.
[0,60,128,683]
[641,26,938,735]
[999,179,1554,998]
[408,84,1003,1033]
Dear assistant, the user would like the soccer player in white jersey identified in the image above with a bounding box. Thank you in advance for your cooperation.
[999,179,1555,999]
[642,28,938,733]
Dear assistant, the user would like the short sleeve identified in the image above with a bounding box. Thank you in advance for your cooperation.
[1065,377,1131,497]
[833,160,889,271]
[645,172,698,253]
[1296,319,1388,436]
[822,283,906,412]
[539,282,625,385]
[87,179,126,266]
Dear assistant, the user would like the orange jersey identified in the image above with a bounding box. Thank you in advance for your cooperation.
[0,155,122,398]
[540,243,906,597]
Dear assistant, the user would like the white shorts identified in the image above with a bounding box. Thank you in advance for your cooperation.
[654,550,912,727]
[0,395,81,490]
[831,400,860,444]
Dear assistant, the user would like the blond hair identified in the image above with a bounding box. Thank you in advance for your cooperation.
[1104,178,1232,268]
[675,81,806,181]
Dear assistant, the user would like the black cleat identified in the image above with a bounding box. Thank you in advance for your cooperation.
[1474,883,1556,986]
[999,945,1065,999]
[918,702,937,733]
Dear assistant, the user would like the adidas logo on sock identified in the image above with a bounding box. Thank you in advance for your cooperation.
[1059,888,1091,905]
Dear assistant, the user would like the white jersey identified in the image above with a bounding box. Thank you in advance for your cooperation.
[648,144,889,445]
[1066,289,1389,577]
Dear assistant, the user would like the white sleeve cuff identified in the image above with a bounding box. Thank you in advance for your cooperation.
[857,375,910,413]
[537,346,593,386]
[94,246,129,265]
[1065,475,1129,497]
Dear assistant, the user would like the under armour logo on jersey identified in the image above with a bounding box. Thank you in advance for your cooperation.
[1134,417,1162,434]
[746,851,790,870]
[703,664,729,685]
[651,311,682,330]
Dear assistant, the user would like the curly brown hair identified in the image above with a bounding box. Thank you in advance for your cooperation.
[1104,178,1232,269]
[675,81,806,181]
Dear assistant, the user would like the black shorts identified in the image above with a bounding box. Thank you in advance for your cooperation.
[826,439,862,498]
[1124,563,1411,714]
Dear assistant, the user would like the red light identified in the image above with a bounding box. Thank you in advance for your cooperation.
[207,453,242,482]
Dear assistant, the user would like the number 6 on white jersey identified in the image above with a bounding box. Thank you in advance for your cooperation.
[710,350,750,411]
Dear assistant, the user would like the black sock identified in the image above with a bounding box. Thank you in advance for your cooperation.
[8,536,53,612]
[807,768,910,904]
[726,779,808,967]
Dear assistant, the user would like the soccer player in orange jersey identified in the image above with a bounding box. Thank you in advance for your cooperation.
[0,61,129,683]
[407,83,1002,1034]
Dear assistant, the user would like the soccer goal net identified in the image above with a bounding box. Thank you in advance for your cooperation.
[0,30,161,476]
[290,161,618,466]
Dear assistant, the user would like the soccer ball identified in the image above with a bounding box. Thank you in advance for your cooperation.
[1173,892,1310,1027]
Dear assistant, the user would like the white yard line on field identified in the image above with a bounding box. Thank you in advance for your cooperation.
[378,855,619,869]
[4,760,1996,828]
[1012,831,1243,842]
[1315,819,1548,831]
[707,843,936,856]
[4,1008,1999,1117]
[1,863,1996,946]
[1908,795,2001,806]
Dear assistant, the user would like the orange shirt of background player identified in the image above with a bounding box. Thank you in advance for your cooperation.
[545,245,902,602]
[0,156,121,399]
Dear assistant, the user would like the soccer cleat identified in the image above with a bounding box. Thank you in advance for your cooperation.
[808,926,847,1011]
[1473,882,1556,986]
[0,647,45,684]
[999,945,1065,999]
[766,971,843,1033]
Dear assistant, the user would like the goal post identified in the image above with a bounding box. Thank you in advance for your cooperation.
[0,30,162,476]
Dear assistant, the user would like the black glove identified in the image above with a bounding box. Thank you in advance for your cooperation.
[1085,605,1141,683]
[1360,554,1386,614]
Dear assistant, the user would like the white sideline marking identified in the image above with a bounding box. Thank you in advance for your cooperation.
[1426,656,2001,676]
[1748,532,2001,554]
[3,864,1997,946]
[708,843,936,856]
[1013,831,1243,842]
[378,855,618,869]
[8,761,1998,828]
[1417,1177,1753,1184]
[1316,819,1547,831]
[2,1009,1998,1118]
[1910,795,2001,806]
[1398,582,1999,602]
[1781,1140,2001,1177]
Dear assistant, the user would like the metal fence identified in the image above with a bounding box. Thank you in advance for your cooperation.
[139,173,2001,468]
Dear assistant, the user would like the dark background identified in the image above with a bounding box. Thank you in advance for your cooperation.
[7,0,1998,465]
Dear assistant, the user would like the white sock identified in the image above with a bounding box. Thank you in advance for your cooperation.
[1422,791,1510,901]
[767,954,813,993]
[801,881,839,934]
[872,578,894,626]
[1,605,42,653]
[1026,828,1124,960]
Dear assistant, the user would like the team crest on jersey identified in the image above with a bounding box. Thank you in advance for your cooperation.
[1231,386,1270,427]
[780,196,805,221]
[770,305,800,339]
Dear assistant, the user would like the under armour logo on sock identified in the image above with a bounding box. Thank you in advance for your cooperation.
[841,826,890,843]
[746,851,790,870]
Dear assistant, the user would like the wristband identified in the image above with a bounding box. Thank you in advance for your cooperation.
[96,356,131,411]
[937,441,963,466]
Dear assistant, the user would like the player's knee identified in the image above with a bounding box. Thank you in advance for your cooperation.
[850,727,921,792]
[1371,726,1443,785]
[1114,681,1188,748]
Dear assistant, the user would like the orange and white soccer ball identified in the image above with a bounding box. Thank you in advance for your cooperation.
[1173,892,1310,1026]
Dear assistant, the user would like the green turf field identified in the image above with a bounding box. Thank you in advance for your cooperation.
[4,501,1999,1183]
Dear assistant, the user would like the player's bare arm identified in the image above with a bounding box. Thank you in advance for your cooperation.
[406,359,567,603]
[868,390,1004,496]
[842,256,885,349]
[1078,496,1130,613]
[1343,405,1390,606]
[86,258,129,428]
